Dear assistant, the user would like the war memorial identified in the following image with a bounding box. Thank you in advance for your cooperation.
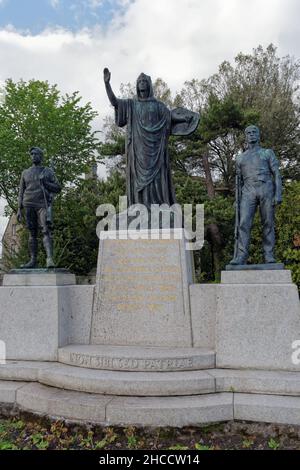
[0,69,299,428]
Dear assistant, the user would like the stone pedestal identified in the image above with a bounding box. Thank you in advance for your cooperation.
[216,269,300,371]
[91,229,195,347]
[3,268,76,286]
[0,271,84,361]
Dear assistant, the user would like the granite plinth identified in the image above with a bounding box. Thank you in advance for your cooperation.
[225,263,284,271]
[216,269,300,371]
[3,268,76,286]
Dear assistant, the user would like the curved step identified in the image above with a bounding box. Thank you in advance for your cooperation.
[15,382,233,426]
[3,380,300,427]
[38,363,215,396]
[58,345,215,371]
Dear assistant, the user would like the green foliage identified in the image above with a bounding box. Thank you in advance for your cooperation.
[0,79,99,211]
[195,443,213,450]
[168,444,189,450]
[268,438,280,450]
[242,439,254,449]
[50,172,125,275]
[0,441,18,450]
[276,182,300,288]
[4,171,126,275]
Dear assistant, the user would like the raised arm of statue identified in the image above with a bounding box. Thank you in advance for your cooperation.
[103,67,118,108]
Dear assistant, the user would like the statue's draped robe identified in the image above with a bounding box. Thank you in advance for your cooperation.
[115,97,176,208]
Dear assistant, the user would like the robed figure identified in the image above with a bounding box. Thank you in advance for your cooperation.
[103,68,199,209]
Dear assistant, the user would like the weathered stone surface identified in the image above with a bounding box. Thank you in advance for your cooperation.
[3,271,76,286]
[65,286,94,345]
[190,284,217,349]
[91,230,195,347]
[0,286,70,360]
[216,270,300,371]
[209,369,300,395]
[0,361,52,381]
[225,263,284,271]
[221,269,292,284]
[106,393,233,427]
[234,393,300,425]
[38,363,215,396]
[0,283,94,360]
[0,381,27,403]
[58,344,215,371]
[16,383,112,423]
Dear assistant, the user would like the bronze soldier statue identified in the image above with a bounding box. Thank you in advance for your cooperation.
[17,147,61,269]
[230,125,282,265]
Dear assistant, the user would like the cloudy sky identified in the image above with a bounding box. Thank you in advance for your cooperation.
[0,0,300,238]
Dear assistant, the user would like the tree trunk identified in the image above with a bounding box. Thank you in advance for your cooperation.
[202,153,215,200]
[202,152,223,279]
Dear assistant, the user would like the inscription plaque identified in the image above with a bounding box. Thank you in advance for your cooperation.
[91,230,194,347]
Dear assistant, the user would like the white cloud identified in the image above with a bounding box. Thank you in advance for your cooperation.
[49,0,60,8]
[0,0,299,127]
[88,0,104,8]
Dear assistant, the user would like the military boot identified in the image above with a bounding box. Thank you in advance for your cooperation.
[43,235,55,268]
[21,238,38,269]
[229,255,247,265]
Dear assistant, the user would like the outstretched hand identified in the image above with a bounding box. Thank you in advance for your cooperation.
[103,67,111,84]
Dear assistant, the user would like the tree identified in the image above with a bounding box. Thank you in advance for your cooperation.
[177,44,300,184]
[53,172,126,274]
[0,79,99,212]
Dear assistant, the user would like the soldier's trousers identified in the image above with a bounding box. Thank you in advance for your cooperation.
[237,180,275,261]
[25,207,50,237]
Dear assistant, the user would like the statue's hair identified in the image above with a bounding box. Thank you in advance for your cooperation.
[245,125,260,135]
[30,146,44,157]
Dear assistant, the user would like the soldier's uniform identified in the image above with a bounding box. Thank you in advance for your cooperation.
[18,165,61,268]
[234,147,282,264]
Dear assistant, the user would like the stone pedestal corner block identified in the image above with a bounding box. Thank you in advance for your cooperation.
[216,270,300,371]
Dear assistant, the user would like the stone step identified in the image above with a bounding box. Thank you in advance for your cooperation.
[58,344,215,371]
[2,362,300,397]
[210,369,300,396]
[14,382,233,427]
[2,379,300,427]
[38,363,215,396]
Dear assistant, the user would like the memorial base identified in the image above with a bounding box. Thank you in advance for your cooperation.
[0,236,300,426]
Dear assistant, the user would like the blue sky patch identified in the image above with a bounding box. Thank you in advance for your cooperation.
[0,0,130,33]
